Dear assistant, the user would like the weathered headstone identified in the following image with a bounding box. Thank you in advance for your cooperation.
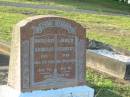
[0,15,94,97]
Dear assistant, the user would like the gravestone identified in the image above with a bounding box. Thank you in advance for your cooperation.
[0,15,94,97]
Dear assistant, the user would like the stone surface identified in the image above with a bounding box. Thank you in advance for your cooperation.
[0,85,94,97]
[86,49,130,80]
[8,15,87,92]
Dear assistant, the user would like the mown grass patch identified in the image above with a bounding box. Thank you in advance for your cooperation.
[0,12,27,41]
[0,7,130,50]
[0,0,130,15]
[0,6,130,50]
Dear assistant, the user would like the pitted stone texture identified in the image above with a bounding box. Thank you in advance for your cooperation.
[8,15,87,92]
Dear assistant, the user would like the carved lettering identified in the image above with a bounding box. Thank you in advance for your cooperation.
[33,20,75,34]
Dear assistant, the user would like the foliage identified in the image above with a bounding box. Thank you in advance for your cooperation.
[86,69,130,97]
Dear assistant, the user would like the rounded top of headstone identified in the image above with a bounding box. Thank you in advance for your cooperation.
[16,15,86,39]
[17,15,83,27]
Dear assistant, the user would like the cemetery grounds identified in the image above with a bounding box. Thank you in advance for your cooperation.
[0,0,130,97]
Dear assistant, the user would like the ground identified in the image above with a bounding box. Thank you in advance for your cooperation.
[0,0,130,97]
[0,0,130,15]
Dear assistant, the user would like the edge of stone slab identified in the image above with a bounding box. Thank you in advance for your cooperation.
[0,85,94,97]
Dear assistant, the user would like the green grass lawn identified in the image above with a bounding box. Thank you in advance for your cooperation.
[0,6,130,97]
[0,6,130,50]
[0,0,130,15]
[0,12,27,41]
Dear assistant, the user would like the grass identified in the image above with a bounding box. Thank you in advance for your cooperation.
[0,0,130,15]
[0,6,130,50]
[0,6,130,97]
[0,12,27,41]
[87,69,130,97]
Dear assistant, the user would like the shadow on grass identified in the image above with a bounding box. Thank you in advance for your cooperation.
[42,0,130,14]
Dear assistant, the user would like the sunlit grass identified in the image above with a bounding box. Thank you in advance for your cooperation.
[0,6,130,51]
[0,12,27,41]
[0,0,130,14]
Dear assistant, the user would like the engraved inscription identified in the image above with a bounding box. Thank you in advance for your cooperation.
[33,20,75,34]
[33,34,76,83]
[8,16,86,91]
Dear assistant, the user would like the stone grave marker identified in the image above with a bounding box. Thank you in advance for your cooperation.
[0,15,94,97]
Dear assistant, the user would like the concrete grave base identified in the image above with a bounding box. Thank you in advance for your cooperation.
[0,85,94,97]
[86,49,130,80]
